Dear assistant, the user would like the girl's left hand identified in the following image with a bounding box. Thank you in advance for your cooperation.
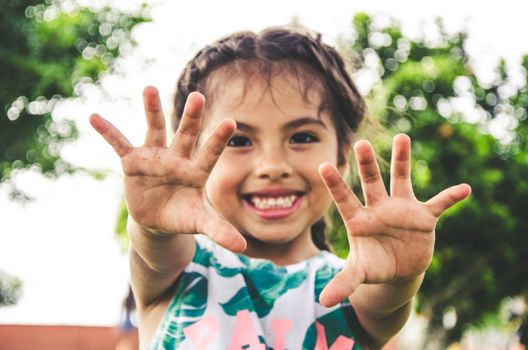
[318,134,471,307]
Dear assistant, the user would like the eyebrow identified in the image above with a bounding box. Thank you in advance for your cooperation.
[236,117,328,132]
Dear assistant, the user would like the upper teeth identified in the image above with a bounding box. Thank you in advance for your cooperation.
[250,195,298,210]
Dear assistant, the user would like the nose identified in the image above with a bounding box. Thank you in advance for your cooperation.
[254,145,292,180]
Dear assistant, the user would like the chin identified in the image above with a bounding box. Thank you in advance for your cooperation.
[242,229,301,247]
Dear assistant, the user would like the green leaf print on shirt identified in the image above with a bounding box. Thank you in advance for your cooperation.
[221,259,307,317]
[193,242,242,277]
[314,264,342,303]
[158,271,209,349]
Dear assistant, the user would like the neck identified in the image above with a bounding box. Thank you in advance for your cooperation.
[242,233,320,266]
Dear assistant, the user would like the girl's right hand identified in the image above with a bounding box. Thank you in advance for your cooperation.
[89,86,247,252]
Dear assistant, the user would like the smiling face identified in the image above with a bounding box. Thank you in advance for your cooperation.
[201,69,346,264]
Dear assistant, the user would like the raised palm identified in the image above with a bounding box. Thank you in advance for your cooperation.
[318,135,471,307]
[90,86,246,252]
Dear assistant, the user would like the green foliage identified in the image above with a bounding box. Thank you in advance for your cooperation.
[115,198,130,253]
[0,0,149,200]
[0,0,148,306]
[0,270,23,307]
[331,13,528,347]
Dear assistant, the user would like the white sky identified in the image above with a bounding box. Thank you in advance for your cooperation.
[1,0,527,326]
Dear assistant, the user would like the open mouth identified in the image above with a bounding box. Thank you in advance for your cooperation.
[242,192,304,219]
[249,194,299,209]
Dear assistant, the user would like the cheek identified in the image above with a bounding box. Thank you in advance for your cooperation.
[294,160,330,194]
[292,150,336,207]
[205,158,242,210]
[314,177,333,206]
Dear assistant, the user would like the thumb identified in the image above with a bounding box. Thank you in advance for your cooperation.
[319,262,364,307]
[199,215,247,253]
[425,183,472,217]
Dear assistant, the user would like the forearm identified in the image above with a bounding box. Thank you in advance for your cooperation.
[128,217,195,307]
[349,274,424,349]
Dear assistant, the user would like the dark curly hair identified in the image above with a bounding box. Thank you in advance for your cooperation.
[171,26,366,251]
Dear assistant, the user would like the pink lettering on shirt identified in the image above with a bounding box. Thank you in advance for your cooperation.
[228,309,266,349]
[314,321,355,350]
[271,319,292,350]
[183,314,219,348]
[182,311,355,350]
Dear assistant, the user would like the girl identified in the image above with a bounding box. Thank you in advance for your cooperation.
[90,27,471,349]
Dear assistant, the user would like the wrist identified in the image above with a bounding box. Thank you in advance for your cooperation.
[127,216,195,274]
[127,216,172,240]
[388,273,425,289]
[351,274,424,319]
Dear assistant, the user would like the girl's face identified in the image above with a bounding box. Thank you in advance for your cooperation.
[202,73,345,262]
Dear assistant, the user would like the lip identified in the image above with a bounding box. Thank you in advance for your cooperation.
[242,188,305,220]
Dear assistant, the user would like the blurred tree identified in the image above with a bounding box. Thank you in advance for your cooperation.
[0,0,149,200]
[329,13,528,349]
[0,0,148,305]
[0,270,22,307]
[108,11,528,349]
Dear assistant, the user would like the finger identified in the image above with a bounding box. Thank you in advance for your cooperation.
[199,216,247,253]
[89,113,133,158]
[390,134,414,198]
[354,140,388,206]
[143,86,167,147]
[425,183,472,217]
[319,163,361,221]
[319,263,364,307]
[171,92,206,157]
[194,118,236,174]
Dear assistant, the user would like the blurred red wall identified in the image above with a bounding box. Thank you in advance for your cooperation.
[0,325,138,350]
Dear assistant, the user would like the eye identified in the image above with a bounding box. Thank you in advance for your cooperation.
[289,132,318,144]
[228,135,252,147]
